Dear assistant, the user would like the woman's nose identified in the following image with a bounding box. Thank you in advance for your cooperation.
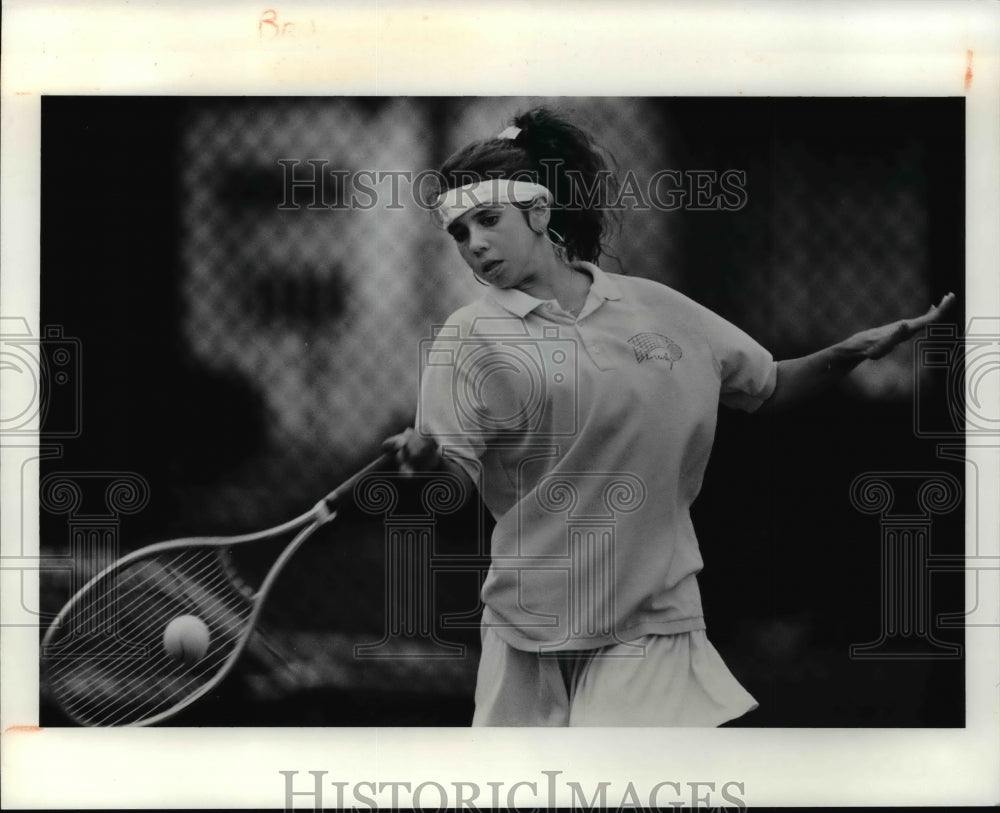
[468,227,488,255]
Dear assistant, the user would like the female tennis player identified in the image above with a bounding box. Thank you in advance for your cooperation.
[384,108,955,727]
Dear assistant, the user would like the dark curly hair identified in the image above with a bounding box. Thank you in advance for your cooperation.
[435,108,621,264]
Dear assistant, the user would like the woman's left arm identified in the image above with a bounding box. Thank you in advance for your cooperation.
[757,293,956,415]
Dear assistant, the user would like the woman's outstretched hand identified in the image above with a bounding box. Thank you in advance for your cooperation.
[759,293,958,415]
[841,292,957,360]
[382,427,442,475]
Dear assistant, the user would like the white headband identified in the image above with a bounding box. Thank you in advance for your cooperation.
[432,179,551,229]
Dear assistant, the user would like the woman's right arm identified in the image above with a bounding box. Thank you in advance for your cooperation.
[391,314,493,500]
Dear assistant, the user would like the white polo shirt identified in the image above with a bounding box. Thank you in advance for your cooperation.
[418,262,777,652]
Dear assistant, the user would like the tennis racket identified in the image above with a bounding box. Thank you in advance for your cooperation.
[41,452,392,727]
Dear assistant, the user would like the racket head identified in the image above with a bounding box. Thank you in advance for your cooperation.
[40,453,385,726]
[42,537,264,727]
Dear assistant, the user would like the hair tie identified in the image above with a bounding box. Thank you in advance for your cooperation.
[496,125,521,141]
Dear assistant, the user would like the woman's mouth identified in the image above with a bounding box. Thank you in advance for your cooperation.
[481,259,503,276]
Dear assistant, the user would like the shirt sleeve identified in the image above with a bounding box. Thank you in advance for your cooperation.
[417,320,527,482]
[688,299,778,412]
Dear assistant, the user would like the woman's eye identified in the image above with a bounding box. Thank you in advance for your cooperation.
[481,215,498,226]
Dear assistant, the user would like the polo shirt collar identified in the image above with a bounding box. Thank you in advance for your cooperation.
[485,261,622,317]
[575,261,622,303]
[484,285,542,318]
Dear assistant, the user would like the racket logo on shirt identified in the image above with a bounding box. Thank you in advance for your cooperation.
[628,333,683,368]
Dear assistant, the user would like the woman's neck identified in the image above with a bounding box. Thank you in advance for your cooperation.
[517,253,591,313]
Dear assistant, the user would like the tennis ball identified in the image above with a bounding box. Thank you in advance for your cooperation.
[163,615,210,665]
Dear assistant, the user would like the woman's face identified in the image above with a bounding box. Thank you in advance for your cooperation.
[446,203,542,290]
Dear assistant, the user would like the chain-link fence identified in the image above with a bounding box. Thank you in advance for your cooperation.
[39,97,962,726]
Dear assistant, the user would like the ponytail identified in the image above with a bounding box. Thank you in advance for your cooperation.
[437,107,620,264]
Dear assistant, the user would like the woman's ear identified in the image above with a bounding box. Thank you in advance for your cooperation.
[526,198,551,235]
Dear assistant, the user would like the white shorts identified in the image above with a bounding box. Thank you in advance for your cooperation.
[473,626,758,726]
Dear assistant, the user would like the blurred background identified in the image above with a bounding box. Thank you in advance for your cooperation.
[39,97,965,726]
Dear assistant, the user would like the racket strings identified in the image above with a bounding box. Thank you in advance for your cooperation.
[57,557,247,725]
[50,555,249,725]
[43,545,257,726]
[52,548,238,650]
[49,549,245,660]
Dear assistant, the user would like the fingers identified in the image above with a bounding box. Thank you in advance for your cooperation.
[380,433,407,453]
[380,433,409,474]
[397,428,419,474]
[381,428,440,475]
[864,293,958,361]
[911,292,957,329]
[934,291,957,316]
[925,292,956,318]
[408,435,443,476]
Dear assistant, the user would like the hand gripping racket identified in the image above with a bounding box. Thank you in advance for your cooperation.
[41,453,392,727]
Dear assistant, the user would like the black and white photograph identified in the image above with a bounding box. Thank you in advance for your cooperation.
[2,2,998,810]
[35,94,967,729]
